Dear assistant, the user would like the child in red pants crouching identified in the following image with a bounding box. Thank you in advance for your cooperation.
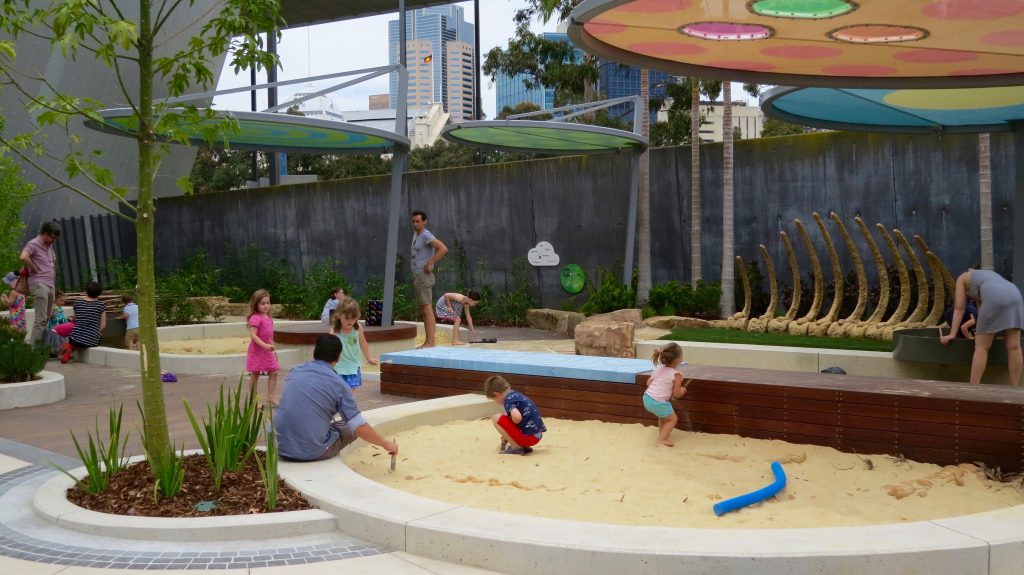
[485,375,546,455]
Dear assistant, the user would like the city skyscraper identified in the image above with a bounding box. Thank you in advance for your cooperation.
[598,60,678,124]
[388,6,477,120]
[494,32,582,118]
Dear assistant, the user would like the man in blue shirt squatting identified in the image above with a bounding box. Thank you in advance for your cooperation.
[275,335,398,461]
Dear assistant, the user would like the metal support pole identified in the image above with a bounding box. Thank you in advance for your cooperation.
[474,0,482,120]
[250,66,258,183]
[623,150,640,286]
[267,31,280,186]
[1013,122,1023,294]
[382,0,409,326]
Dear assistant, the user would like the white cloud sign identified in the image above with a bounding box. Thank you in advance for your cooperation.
[528,241,560,267]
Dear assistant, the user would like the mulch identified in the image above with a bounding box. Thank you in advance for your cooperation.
[66,453,314,517]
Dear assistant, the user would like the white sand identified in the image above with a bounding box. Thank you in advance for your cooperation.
[344,417,1024,529]
[158,337,251,355]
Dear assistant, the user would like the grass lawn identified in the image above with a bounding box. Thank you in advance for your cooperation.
[659,327,896,353]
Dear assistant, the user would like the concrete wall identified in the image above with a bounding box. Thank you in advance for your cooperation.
[154,130,1016,308]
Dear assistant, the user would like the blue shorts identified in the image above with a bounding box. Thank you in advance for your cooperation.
[340,369,362,389]
[643,393,675,418]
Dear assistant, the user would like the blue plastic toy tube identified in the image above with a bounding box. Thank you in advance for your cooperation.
[712,461,787,517]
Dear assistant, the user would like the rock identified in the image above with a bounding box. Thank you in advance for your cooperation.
[574,321,635,358]
[583,308,642,328]
[766,317,792,334]
[643,316,711,330]
[526,308,585,337]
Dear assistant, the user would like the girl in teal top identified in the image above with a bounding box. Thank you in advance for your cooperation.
[330,297,378,388]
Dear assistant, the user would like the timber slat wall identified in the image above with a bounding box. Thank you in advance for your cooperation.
[381,363,1024,472]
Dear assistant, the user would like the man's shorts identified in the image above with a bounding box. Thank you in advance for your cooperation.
[496,414,541,447]
[643,393,675,418]
[124,328,139,347]
[318,420,357,460]
[412,272,435,306]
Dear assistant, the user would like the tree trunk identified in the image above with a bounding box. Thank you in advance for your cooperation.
[719,83,735,317]
[690,79,701,287]
[979,132,993,269]
[636,68,651,303]
[136,0,170,456]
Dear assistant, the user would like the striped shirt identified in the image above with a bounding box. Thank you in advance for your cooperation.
[69,299,106,347]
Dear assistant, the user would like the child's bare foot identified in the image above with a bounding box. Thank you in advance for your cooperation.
[452,340,465,346]
[655,439,675,447]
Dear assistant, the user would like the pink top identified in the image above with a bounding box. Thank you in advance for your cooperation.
[246,313,279,373]
[645,364,680,402]
[23,237,55,287]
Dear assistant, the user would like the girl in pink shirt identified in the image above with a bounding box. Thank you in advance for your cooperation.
[643,342,689,447]
[247,289,280,406]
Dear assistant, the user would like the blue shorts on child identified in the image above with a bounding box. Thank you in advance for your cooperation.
[340,368,362,389]
[643,393,675,418]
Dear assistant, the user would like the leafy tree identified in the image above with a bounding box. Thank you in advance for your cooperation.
[761,117,811,138]
[0,152,33,273]
[190,147,257,194]
[0,0,282,457]
[497,101,549,120]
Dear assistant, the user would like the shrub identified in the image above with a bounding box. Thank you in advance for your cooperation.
[647,279,722,320]
[222,244,294,304]
[160,249,221,297]
[581,268,635,314]
[361,276,416,321]
[183,381,263,492]
[0,336,49,383]
[490,257,537,326]
[648,280,687,316]
[53,405,129,496]
[256,409,280,510]
[284,262,352,320]
[97,257,138,292]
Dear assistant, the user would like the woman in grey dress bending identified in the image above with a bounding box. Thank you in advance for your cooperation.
[940,270,1023,386]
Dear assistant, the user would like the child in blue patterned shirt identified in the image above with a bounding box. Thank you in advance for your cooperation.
[485,375,546,456]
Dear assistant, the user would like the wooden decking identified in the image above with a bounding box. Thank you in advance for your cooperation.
[381,363,1024,472]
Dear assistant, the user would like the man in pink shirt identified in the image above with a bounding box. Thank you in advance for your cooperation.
[20,221,60,344]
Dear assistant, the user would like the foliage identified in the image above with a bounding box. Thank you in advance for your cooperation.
[53,405,129,496]
[659,327,895,353]
[183,381,263,492]
[646,279,722,320]
[222,244,295,305]
[0,337,49,383]
[490,257,538,326]
[361,275,416,321]
[497,101,549,120]
[580,268,636,314]
[285,262,353,320]
[155,251,223,324]
[97,257,138,293]
[137,402,186,499]
[0,152,33,272]
[190,147,256,194]
[256,410,279,510]
[761,117,812,138]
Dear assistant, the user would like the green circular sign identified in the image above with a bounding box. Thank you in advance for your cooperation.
[560,264,586,294]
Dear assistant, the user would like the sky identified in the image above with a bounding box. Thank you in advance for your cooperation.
[212,1,560,119]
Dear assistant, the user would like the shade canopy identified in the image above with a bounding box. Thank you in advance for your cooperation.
[442,120,647,154]
[761,85,1024,134]
[85,109,410,154]
[567,0,1024,89]
[280,0,458,28]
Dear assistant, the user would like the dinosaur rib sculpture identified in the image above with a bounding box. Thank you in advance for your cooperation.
[845,217,890,339]
[788,218,824,336]
[747,244,778,333]
[895,229,929,325]
[864,225,911,340]
[915,235,955,305]
[725,255,752,330]
[827,212,868,338]
[808,212,843,337]
[923,251,947,326]
[768,231,800,334]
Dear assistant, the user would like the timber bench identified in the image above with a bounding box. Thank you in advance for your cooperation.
[380,348,1024,472]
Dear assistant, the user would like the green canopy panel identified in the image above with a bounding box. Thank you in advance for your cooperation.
[442,121,647,155]
[85,109,410,154]
[761,85,1024,134]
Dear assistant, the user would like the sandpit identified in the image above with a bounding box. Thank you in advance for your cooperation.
[343,417,1024,529]
[158,337,251,355]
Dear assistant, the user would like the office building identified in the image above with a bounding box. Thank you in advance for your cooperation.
[368,94,390,110]
[494,31,582,117]
[388,6,477,120]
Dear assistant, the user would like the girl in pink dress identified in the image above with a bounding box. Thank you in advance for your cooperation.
[247,289,279,406]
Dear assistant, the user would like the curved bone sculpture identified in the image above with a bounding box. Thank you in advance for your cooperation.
[922,251,947,326]
[895,229,929,325]
[845,217,890,339]
[788,219,824,336]
[767,231,800,334]
[915,235,955,305]
[725,255,752,330]
[827,212,868,338]
[808,212,843,337]
[747,244,778,333]
[865,225,911,341]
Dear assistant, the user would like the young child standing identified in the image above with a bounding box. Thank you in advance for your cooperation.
[48,290,74,338]
[62,281,107,363]
[247,289,280,406]
[2,271,27,332]
[484,375,546,455]
[643,342,688,447]
[320,287,345,325]
[434,290,481,345]
[330,297,379,389]
[118,294,139,350]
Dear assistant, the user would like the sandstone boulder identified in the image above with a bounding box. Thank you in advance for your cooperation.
[583,308,643,328]
[526,308,585,337]
[574,321,635,358]
[643,316,711,330]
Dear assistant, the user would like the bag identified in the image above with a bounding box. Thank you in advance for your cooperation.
[364,300,383,326]
[13,268,29,295]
